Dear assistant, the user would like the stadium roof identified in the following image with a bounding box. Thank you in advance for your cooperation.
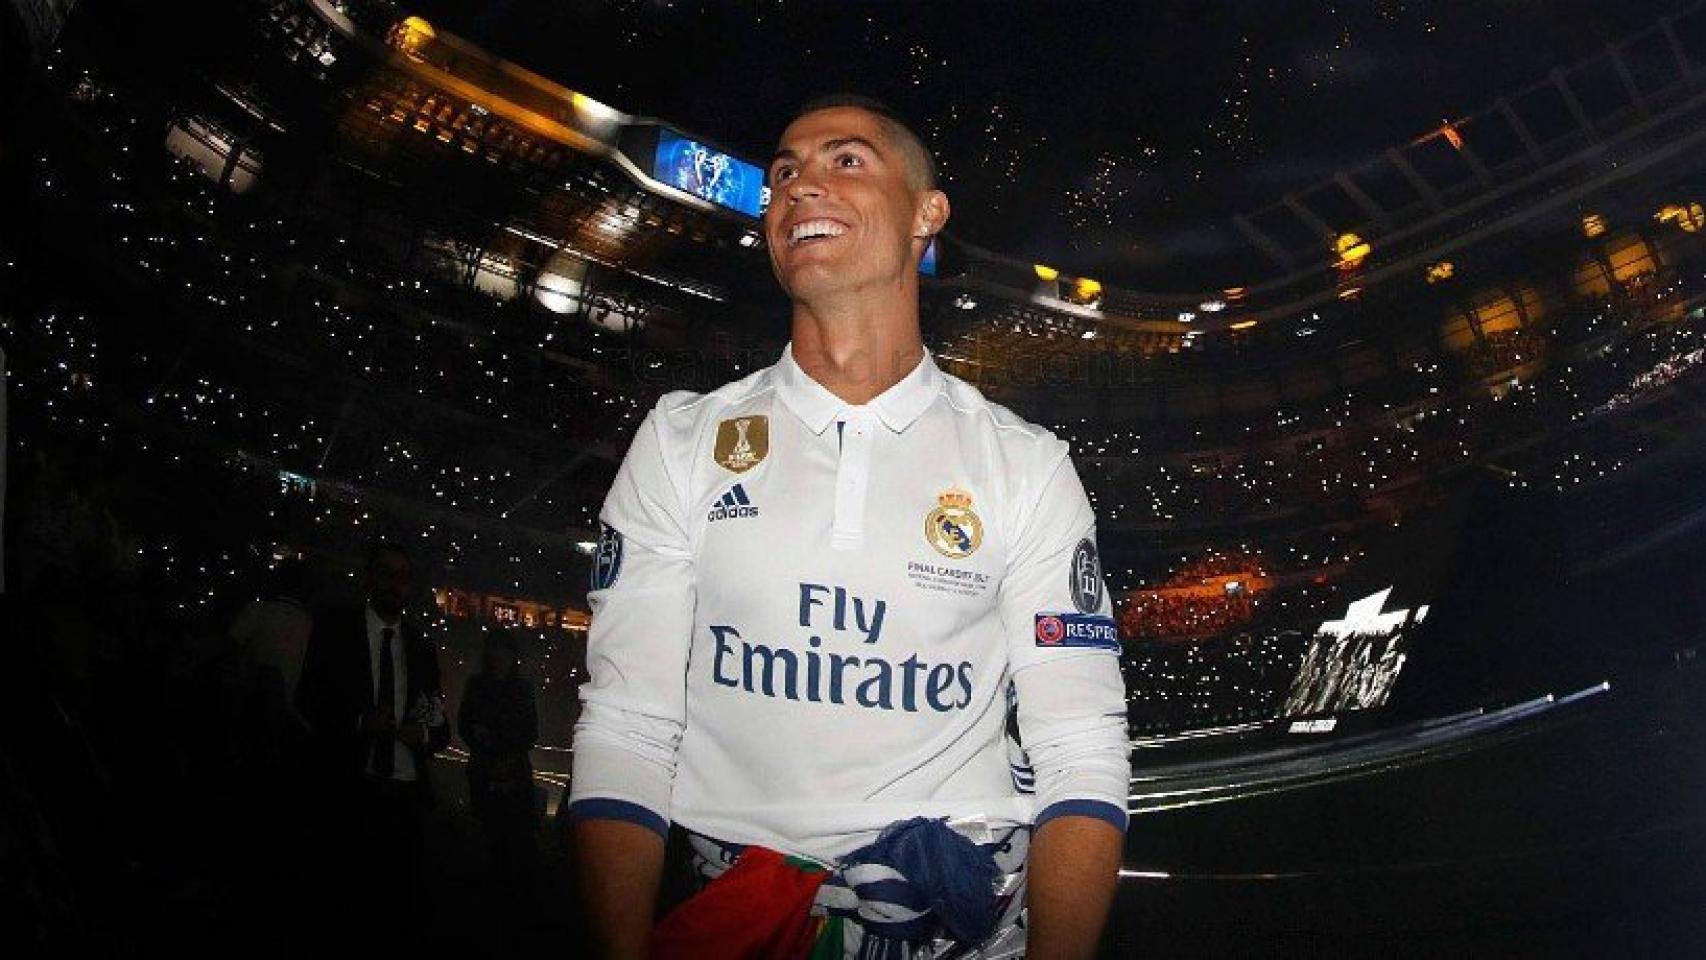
[408,0,1693,291]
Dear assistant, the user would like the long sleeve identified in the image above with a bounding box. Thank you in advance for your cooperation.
[998,444,1131,833]
[294,611,338,736]
[419,635,452,758]
[569,399,698,838]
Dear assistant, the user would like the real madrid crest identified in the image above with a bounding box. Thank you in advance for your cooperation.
[713,415,768,473]
[925,486,983,559]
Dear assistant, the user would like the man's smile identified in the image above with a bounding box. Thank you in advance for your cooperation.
[785,217,851,247]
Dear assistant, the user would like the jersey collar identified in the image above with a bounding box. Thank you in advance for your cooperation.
[775,342,943,435]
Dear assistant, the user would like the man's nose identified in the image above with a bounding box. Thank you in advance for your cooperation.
[786,174,825,203]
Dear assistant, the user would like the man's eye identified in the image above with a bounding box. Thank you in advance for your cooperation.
[836,154,862,168]
[773,166,797,182]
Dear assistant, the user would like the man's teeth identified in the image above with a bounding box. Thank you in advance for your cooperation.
[789,220,848,245]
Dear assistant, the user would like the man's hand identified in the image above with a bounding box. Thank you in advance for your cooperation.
[574,817,666,960]
[360,709,395,733]
[1025,814,1124,960]
[397,722,427,750]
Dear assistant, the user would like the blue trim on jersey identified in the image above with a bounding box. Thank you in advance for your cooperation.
[568,798,669,839]
[1034,798,1128,834]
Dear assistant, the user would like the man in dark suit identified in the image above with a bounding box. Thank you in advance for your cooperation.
[295,541,450,946]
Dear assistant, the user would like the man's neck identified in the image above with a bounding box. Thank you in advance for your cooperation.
[790,288,923,405]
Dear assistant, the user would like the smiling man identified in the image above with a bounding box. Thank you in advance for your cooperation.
[569,95,1130,959]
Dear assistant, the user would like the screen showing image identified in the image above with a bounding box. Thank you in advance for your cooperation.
[653,130,766,218]
[920,236,939,276]
[1281,587,1423,716]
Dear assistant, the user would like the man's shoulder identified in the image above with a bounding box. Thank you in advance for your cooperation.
[935,369,1069,462]
[312,601,364,632]
[645,364,779,444]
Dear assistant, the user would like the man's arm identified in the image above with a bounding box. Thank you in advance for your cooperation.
[408,632,453,756]
[293,611,334,733]
[997,444,1133,958]
[573,817,667,960]
[569,399,696,951]
[1026,815,1123,960]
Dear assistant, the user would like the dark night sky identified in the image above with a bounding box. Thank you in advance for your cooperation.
[410,0,1687,286]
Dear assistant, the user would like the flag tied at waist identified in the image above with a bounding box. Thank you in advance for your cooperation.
[650,817,1007,960]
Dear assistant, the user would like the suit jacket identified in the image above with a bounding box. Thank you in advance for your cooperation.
[295,603,451,799]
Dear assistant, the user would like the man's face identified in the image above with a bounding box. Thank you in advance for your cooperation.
[366,552,412,615]
[763,107,941,303]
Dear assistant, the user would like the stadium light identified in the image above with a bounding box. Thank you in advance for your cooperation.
[1334,232,1371,271]
[1229,320,1257,331]
[1426,260,1455,283]
[1655,203,1706,233]
[1581,212,1608,238]
[1198,299,1226,313]
[388,16,437,61]
[1033,263,1060,282]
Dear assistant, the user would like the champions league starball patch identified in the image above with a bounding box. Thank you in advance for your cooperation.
[713,415,768,473]
[590,522,624,591]
[1070,537,1104,614]
[925,487,983,559]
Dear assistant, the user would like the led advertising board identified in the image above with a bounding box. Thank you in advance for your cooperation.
[653,129,767,218]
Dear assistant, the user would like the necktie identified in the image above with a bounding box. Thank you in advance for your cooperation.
[375,626,396,777]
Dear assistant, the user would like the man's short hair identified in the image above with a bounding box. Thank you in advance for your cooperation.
[484,632,521,658]
[789,94,938,191]
[266,558,314,603]
[365,541,411,571]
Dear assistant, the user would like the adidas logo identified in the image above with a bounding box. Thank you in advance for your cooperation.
[707,483,759,522]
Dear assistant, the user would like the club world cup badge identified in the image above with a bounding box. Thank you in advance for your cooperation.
[713,415,768,473]
[925,486,983,559]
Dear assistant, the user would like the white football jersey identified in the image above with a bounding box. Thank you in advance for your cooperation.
[570,345,1129,861]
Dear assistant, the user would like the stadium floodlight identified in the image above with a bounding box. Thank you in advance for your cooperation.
[1426,260,1455,283]
[1198,299,1226,313]
[1177,311,1196,323]
[1655,203,1706,233]
[534,251,586,315]
[1033,263,1060,282]
[1582,212,1608,238]
[387,16,437,61]
[1229,320,1257,331]
[1333,232,1371,270]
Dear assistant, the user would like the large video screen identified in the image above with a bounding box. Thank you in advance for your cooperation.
[920,236,939,277]
[1281,586,1424,715]
[653,130,766,218]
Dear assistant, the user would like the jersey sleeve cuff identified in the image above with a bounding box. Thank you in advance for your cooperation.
[1034,798,1128,834]
[567,798,669,839]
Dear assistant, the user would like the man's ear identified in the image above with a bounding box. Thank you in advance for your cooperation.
[914,190,951,238]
